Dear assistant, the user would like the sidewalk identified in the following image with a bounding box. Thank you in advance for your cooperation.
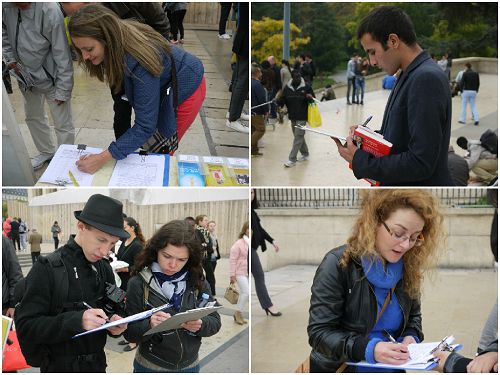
[251,73,498,186]
[251,264,498,373]
[5,28,248,182]
[16,242,249,373]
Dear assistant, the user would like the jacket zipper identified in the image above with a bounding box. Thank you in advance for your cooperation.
[15,9,22,63]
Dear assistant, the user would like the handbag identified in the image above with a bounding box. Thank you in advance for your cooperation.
[295,287,396,373]
[224,283,239,304]
[2,330,30,372]
[307,102,322,128]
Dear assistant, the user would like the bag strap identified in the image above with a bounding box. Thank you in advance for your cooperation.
[44,251,68,315]
[336,286,396,373]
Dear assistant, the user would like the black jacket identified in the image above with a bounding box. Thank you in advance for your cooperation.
[277,78,314,121]
[251,78,267,115]
[352,51,453,186]
[461,69,480,92]
[2,236,23,309]
[116,237,143,292]
[251,208,274,251]
[104,2,170,38]
[15,238,116,372]
[308,246,423,372]
[9,220,19,236]
[124,269,221,371]
[195,227,213,259]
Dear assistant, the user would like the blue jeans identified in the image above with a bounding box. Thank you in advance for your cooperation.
[133,359,200,373]
[460,90,479,122]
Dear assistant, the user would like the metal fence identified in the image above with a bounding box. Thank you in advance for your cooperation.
[255,188,495,209]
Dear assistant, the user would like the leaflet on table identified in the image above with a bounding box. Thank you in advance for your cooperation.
[203,156,233,186]
[346,336,461,371]
[177,154,205,186]
[38,144,103,186]
[109,153,169,186]
[72,303,172,338]
[226,157,249,186]
[144,305,222,336]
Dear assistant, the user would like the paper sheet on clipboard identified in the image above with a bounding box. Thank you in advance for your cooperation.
[297,126,347,142]
[144,306,222,336]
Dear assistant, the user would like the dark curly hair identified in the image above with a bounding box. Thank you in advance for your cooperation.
[132,220,204,291]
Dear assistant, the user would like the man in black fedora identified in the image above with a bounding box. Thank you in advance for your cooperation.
[15,194,130,372]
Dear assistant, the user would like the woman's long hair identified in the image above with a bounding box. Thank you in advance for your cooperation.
[341,189,444,299]
[125,217,145,245]
[132,220,204,291]
[68,4,171,94]
[239,221,249,239]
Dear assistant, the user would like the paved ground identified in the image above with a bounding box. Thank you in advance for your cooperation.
[4,28,249,185]
[252,73,498,186]
[251,263,498,373]
[15,242,249,373]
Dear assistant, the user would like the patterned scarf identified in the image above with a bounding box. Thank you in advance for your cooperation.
[151,262,189,311]
[196,225,210,244]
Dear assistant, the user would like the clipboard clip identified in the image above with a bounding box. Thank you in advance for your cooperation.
[77,144,87,156]
[139,150,148,162]
[430,336,454,354]
[55,178,69,186]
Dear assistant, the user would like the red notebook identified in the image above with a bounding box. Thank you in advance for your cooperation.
[350,127,393,186]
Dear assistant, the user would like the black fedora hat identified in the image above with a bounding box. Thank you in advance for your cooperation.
[74,194,129,239]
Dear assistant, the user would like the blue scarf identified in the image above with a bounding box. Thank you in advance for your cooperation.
[151,262,189,311]
[357,256,404,373]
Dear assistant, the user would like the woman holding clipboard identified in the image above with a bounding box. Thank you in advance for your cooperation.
[124,220,221,373]
[308,190,444,372]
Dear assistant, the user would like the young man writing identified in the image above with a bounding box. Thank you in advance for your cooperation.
[335,6,453,186]
[15,194,130,372]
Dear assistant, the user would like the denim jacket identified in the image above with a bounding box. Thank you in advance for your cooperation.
[108,46,204,160]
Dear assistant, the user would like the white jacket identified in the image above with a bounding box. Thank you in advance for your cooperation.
[2,3,73,101]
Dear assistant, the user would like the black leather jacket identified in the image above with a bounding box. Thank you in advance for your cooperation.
[308,246,423,372]
[124,269,221,371]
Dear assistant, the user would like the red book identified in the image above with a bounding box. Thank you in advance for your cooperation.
[350,127,393,186]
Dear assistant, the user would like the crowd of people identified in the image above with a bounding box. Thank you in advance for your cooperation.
[2,194,249,372]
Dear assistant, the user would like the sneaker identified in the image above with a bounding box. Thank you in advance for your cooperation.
[218,33,231,40]
[298,155,309,162]
[226,120,249,133]
[251,151,263,157]
[474,121,479,126]
[458,120,465,124]
[284,160,296,167]
[179,39,184,44]
[169,39,178,44]
[240,113,250,121]
[31,153,54,170]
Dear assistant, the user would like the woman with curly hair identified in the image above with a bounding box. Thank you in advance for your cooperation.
[68,4,205,174]
[308,189,444,373]
[124,220,221,372]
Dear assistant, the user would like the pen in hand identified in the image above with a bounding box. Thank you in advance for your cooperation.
[360,115,373,128]
[384,330,408,354]
[82,301,110,323]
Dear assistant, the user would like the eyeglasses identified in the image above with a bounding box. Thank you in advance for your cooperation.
[381,222,424,247]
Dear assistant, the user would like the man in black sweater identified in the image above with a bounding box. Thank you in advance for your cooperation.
[458,62,480,125]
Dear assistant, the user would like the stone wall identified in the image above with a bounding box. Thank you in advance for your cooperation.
[255,207,495,270]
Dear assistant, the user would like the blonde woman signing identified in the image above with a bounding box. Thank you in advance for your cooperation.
[68,4,205,174]
[308,189,444,373]
[229,222,250,325]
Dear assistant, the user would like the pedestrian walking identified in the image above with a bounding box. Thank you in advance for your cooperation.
[251,189,282,317]
[28,228,43,265]
[164,3,187,44]
[51,221,62,250]
[251,65,268,156]
[208,221,221,272]
[229,222,249,325]
[10,217,20,251]
[346,54,358,104]
[18,218,28,252]
[218,2,233,39]
[277,70,315,168]
[195,215,216,296]
[458,62,480,125]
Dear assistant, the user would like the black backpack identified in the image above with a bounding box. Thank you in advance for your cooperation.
[14,250,113,367]
[480,129,498,154]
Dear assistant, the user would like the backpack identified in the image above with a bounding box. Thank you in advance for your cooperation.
[480,129,498,154]
[14,250,113,367]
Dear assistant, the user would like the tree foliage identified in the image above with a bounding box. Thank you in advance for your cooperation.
[251,2,498,73]
[251,17,310,64]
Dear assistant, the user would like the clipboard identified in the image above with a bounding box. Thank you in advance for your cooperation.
[297,126,347,142]
[144,306,222,336]
[346,336,462,371]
